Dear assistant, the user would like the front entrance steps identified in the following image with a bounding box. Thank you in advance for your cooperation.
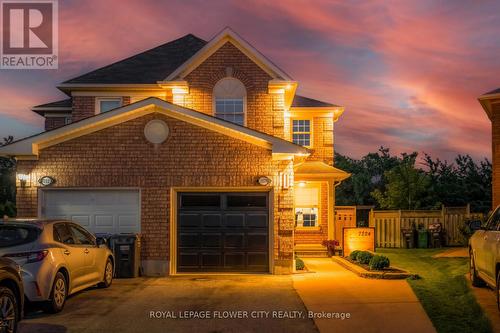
[294,244,329,258]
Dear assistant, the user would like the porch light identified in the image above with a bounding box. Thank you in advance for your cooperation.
[17,173,29,187]
[172,87,188,95]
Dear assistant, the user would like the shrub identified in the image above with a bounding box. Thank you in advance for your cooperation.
[369,255,390,270]
[0,201,16,218]
[296,257,305,270]
[356,251,374,265]
[349,250,361,261]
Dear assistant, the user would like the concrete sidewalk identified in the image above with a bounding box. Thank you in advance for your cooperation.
[293,258,436,333]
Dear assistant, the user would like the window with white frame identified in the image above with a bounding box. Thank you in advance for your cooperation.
[294,184,320,228]
[96,97,122,114]
[292,119,311,146]
[213,78,246,126]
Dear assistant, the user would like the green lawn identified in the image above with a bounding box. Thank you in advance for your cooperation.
[376,248,491,333]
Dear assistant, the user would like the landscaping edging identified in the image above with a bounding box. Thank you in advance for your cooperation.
[331,256,417,279]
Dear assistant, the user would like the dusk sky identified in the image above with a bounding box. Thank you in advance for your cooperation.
[1,0,499,161]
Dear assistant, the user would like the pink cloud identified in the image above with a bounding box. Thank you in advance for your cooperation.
[0,0,497,161]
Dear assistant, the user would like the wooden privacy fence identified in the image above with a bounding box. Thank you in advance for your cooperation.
[369,205,483,247]
[334,206,356,249]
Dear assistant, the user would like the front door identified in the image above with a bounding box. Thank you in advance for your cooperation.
[176,192,269,273]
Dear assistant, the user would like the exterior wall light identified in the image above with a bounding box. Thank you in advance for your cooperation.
[298,181,307,187]
[17,173,29,187]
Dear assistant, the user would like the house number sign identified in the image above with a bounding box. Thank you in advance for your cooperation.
[342,227,375,257]
[38,176,55,186]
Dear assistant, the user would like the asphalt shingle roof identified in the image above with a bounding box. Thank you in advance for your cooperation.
[484,88,500,95]
[33,99,72,108]
[291,95,339,108]
[63,34,207,84]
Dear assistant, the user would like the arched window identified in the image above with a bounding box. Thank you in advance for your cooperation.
[213,78,246,126]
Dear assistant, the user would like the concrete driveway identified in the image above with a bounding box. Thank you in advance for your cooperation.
[20,275,318,333]
[293,258,436,333]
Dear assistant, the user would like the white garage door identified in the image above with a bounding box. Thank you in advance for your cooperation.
[42,189,140,234]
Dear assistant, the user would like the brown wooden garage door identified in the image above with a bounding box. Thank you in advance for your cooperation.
[177,192,269,273]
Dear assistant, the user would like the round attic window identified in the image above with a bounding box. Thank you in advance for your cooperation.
[144,120,169,144]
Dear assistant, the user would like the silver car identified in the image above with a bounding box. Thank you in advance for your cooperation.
[0,219,114,313]
[469,205,500,310]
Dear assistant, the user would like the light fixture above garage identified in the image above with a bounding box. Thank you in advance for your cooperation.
[257,176,272,186]
[17,173,29,187]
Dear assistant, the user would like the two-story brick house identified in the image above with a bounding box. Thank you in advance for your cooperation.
[479,88,500,208]
[0,28,349,275]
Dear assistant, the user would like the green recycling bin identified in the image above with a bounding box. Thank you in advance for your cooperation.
[418,229,429,248]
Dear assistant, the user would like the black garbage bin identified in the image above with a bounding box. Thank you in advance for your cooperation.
[401,228,416,248]
[428,223,442,248]
[94,233,113,249]
[110,234,141,278]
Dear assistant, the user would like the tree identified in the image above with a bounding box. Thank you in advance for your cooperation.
[423,154,491,212]
[371,153,430,210]
[335,148,491,212]
[335,147,400,206]
[0,136,16,217]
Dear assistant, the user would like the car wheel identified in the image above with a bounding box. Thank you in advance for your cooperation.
[0,286,18,333]
[470,253,485,287]
[98,258,113,288]
[43,272,67,313]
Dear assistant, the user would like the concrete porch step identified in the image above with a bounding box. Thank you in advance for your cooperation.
[295,244,329,258]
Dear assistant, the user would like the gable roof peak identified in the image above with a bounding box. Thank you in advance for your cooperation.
[163,27,293,82]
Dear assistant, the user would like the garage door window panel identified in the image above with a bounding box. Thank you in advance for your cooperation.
[226,195,267,208]
[180,194,221,209]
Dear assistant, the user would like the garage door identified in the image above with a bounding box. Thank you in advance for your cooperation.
[42,189,140,234]
[177,192,269,273]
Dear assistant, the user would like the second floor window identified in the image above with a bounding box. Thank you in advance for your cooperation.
[213,78,246,126]
[292,119,311,146]
[96,97,122,114]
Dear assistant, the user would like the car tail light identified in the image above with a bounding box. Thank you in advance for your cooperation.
[3,250,49,263]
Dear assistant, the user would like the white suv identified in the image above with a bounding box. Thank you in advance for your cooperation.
[0,219,114,313]
[469,206,500,310]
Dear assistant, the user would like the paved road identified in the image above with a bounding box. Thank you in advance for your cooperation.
[293,258,436,333]
[468,276,500,333]
[20,275,318,333]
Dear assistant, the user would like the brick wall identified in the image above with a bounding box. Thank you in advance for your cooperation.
[72,96,94,122]
[16,113,295,273]
[182,42,283,138]
[71,96,131,122]
[45,117,69,131]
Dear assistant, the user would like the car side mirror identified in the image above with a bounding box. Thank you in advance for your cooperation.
[96,237,107,247]
[469,220,483,231]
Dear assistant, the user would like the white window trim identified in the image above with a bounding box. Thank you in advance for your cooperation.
[291,118,313,148]
[95,97,123,114]
[212,78,247,127]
